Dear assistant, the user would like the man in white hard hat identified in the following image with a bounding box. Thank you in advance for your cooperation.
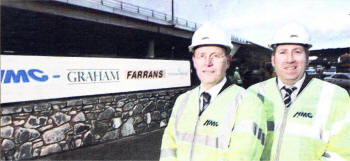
[248,23,350,161]
[160,23,266,161]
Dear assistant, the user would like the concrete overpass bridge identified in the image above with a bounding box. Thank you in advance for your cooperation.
[2,0,248,57]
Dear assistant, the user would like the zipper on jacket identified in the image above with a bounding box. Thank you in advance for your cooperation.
[189,116,201,161]
[274,79,312,161]
[189,85,235,161]
[274,107,290,161]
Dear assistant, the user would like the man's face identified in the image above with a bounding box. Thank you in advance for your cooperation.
[193,45,230,90]
[272,44,308,86]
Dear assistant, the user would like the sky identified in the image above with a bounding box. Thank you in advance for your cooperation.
[119,0,350,50]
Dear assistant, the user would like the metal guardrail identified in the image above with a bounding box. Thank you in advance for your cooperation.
[53,0,246,44]
[83,0,199,30]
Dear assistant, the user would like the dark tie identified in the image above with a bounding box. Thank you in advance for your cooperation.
[200,92,211,115]
[282,86,297,108]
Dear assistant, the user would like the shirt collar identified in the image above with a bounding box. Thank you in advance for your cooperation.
[277,73,305,91]
[199,77,227,101]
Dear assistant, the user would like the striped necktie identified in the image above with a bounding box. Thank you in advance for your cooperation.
[282,86,297,108]
[200,92,211,115]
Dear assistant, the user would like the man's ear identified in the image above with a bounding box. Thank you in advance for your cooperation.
[227,55,232,64]
[192,56,197,69]
[271,55,275,67]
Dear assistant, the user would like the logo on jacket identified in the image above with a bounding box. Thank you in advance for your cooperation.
[293,112,313,118]
[203,120,219,127]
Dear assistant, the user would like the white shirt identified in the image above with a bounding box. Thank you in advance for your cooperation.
[277,74,305,104]
[199,77,227,110]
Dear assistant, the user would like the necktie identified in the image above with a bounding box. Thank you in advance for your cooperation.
[200,92,211,115]
[282,86,297,108]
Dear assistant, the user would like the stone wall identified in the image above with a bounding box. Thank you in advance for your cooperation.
[0,87,189,160]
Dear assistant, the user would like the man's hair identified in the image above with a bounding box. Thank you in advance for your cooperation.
[272,44,310,56]
[193,45,231,56]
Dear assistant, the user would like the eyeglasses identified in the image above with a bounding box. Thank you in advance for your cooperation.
[195,53,226,62]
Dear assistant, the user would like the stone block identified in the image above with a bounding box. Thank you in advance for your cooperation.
[146,113,151,124]
[83,98,99,105]
[157,100,166,111]
[99,96,113,103]
[114,95,126,102]
[15,142,32,160]
[160,119,167,128]
[144,93,152,98]
[127,94,137,100]
[122,112,129,120]
[112,118,122,129]
[97,107,115,120]
[3,149,15,160]
[143,102,156,113]
[61,107,72,112]
[102,130,120,141]
[33,141,43,149]
[13,120,25,126]
[51,112,71,126]
[72,112,86,122]
[159,91,167,96]
[1,126,14,139]
[38,124,53,132]
[67,99,83,106]
[43,123,71,144]
[151,111,161,121]
[115,112,122,117]
[134,116,143,125]
[139,98,149,105]
[92,121,109,135]
[83,105,94,110]
[83,131,95,146]
[1,116,12,126]
[22,105,33,113]
[134,104,143,115]
[33,148,40,157]
[50,101,67,108]
[136,93,144,99]
[75,139,82,148]
[34,104,51,112]
[161,112,168,119]
[86,113,96,120]
[2,106,22,115]
[74,123,91,134]
[69,111,77,115]
[15,128,40,144]
[1,139,15,150]
[116,101,125,108]
[40,143,61,156]
[24,116,48,129]
[121,118,135,137]
[123,102,134,111]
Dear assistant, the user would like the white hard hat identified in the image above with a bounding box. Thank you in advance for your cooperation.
[189,23,234,54]
[269,23,312,49]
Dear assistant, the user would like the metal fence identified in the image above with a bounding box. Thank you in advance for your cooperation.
[62,0,199,30]
[53,0,246,43]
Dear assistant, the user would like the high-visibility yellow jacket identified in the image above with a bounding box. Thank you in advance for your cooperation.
[248,77,350,161]
[160,84,266,161]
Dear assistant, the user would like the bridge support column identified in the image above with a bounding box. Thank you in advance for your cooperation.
[146,39,155,58]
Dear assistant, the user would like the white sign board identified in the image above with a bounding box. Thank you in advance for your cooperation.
[1,55,191,103]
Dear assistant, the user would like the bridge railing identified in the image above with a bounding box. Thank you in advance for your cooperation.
[84,0,199,30]
[53,0,246,43]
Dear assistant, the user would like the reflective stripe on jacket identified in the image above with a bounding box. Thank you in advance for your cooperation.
[248,77,350,161]
[160,84,266,161]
